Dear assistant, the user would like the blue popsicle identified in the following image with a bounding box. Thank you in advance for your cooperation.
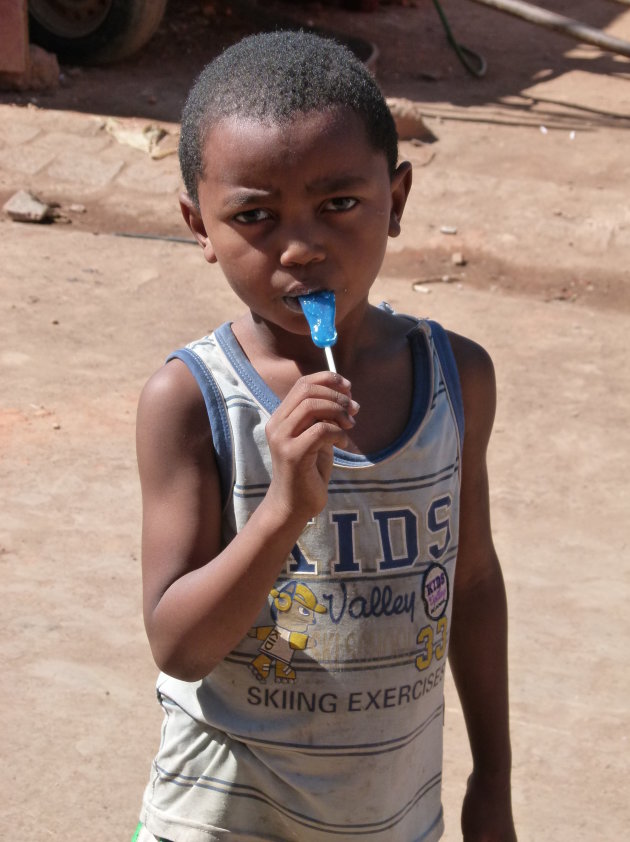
[298,290,337,372]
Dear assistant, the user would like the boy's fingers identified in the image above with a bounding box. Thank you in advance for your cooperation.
[278,421,349,460]
[273,373,355,420]
[268,398,357,446]
[269,388,359,437]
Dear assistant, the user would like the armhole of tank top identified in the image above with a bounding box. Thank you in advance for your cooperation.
[426,320,465,449]
[166,348,234,510]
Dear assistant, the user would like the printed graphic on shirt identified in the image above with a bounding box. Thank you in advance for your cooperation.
[239,502,454,692]
[248,582,327,683]
[244,569,451,690]
[285,498,454,577]
[422,563,449,620]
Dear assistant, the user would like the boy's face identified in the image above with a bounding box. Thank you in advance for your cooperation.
[182,106,411,341]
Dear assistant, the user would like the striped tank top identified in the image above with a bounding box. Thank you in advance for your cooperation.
[140,316,464,842]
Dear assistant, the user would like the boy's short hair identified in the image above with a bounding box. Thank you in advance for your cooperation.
[179,30,399,208]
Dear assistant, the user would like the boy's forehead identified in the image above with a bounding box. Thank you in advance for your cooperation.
[205,105,363,144]
[201,107,384,179]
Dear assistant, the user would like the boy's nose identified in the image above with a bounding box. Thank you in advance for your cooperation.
[279,232,326,267]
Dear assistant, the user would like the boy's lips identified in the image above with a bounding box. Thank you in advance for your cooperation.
[283,295,303,312]
[282,289,327,312]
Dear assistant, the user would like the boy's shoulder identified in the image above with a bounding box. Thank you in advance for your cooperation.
[137,356,211,447]
[378,305,494,383]
[140,354,202,404]
[444,328,495,386]
[443,328,497,442]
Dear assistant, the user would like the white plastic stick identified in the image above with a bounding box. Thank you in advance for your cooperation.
[324,345,337,374]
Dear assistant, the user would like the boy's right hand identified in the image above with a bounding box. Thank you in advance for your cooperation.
[264,372,359,522]
[138,365,357,679]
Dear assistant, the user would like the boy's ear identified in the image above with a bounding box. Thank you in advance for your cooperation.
[388,161,413,238]
[179,192,217,263]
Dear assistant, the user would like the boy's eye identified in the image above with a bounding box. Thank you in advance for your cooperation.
[233,208,272,224]
[323,197,358,212]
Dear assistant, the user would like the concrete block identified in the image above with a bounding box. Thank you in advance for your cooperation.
[116,160,182,195]
[3,189,52,222]
[34,131,112,153]
[0,144,57,175]
[46,152,125,187]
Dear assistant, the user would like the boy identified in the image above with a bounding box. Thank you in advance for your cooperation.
[134,30,516,842]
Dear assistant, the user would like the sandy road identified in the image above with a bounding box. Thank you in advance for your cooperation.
[2,1,630,837]
[2,221,628,840]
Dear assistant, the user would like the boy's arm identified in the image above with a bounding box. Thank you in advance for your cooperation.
[447,332,517,842]
[137,359,356,681]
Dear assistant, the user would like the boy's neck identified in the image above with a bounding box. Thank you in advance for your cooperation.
[230,305,416,456]
[232,303,382,387]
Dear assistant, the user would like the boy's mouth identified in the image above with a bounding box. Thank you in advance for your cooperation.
[282,290,325,312]
[283,295,303,312]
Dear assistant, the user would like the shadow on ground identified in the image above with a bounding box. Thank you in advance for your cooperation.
[2,0,629,132]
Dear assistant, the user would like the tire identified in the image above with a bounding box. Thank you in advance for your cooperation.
[28,0,169,64]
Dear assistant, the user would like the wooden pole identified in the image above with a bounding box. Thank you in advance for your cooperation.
[467,0,630,59]
[0,0,29,74]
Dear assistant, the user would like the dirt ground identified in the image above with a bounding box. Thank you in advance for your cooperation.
[1,1,629,840]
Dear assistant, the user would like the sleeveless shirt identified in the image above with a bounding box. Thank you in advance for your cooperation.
[140,316,464,842]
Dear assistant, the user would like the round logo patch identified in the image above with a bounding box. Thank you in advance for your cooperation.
[422,563,450,620]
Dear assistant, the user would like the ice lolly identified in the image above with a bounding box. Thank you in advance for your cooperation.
[298,290,337,373]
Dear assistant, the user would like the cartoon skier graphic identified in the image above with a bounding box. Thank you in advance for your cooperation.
[248,582,327,683]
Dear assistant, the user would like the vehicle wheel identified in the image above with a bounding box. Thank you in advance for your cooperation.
[28,0,168,64]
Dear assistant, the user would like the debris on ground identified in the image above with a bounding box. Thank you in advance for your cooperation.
[3,190,52,223]
[150,131,180,160]
[104,118,178,158]
[386,97,437,142]
[413,275,462,291]
[451,252,467,266]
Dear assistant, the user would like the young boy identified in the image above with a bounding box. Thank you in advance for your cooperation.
[134,30,516,842]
